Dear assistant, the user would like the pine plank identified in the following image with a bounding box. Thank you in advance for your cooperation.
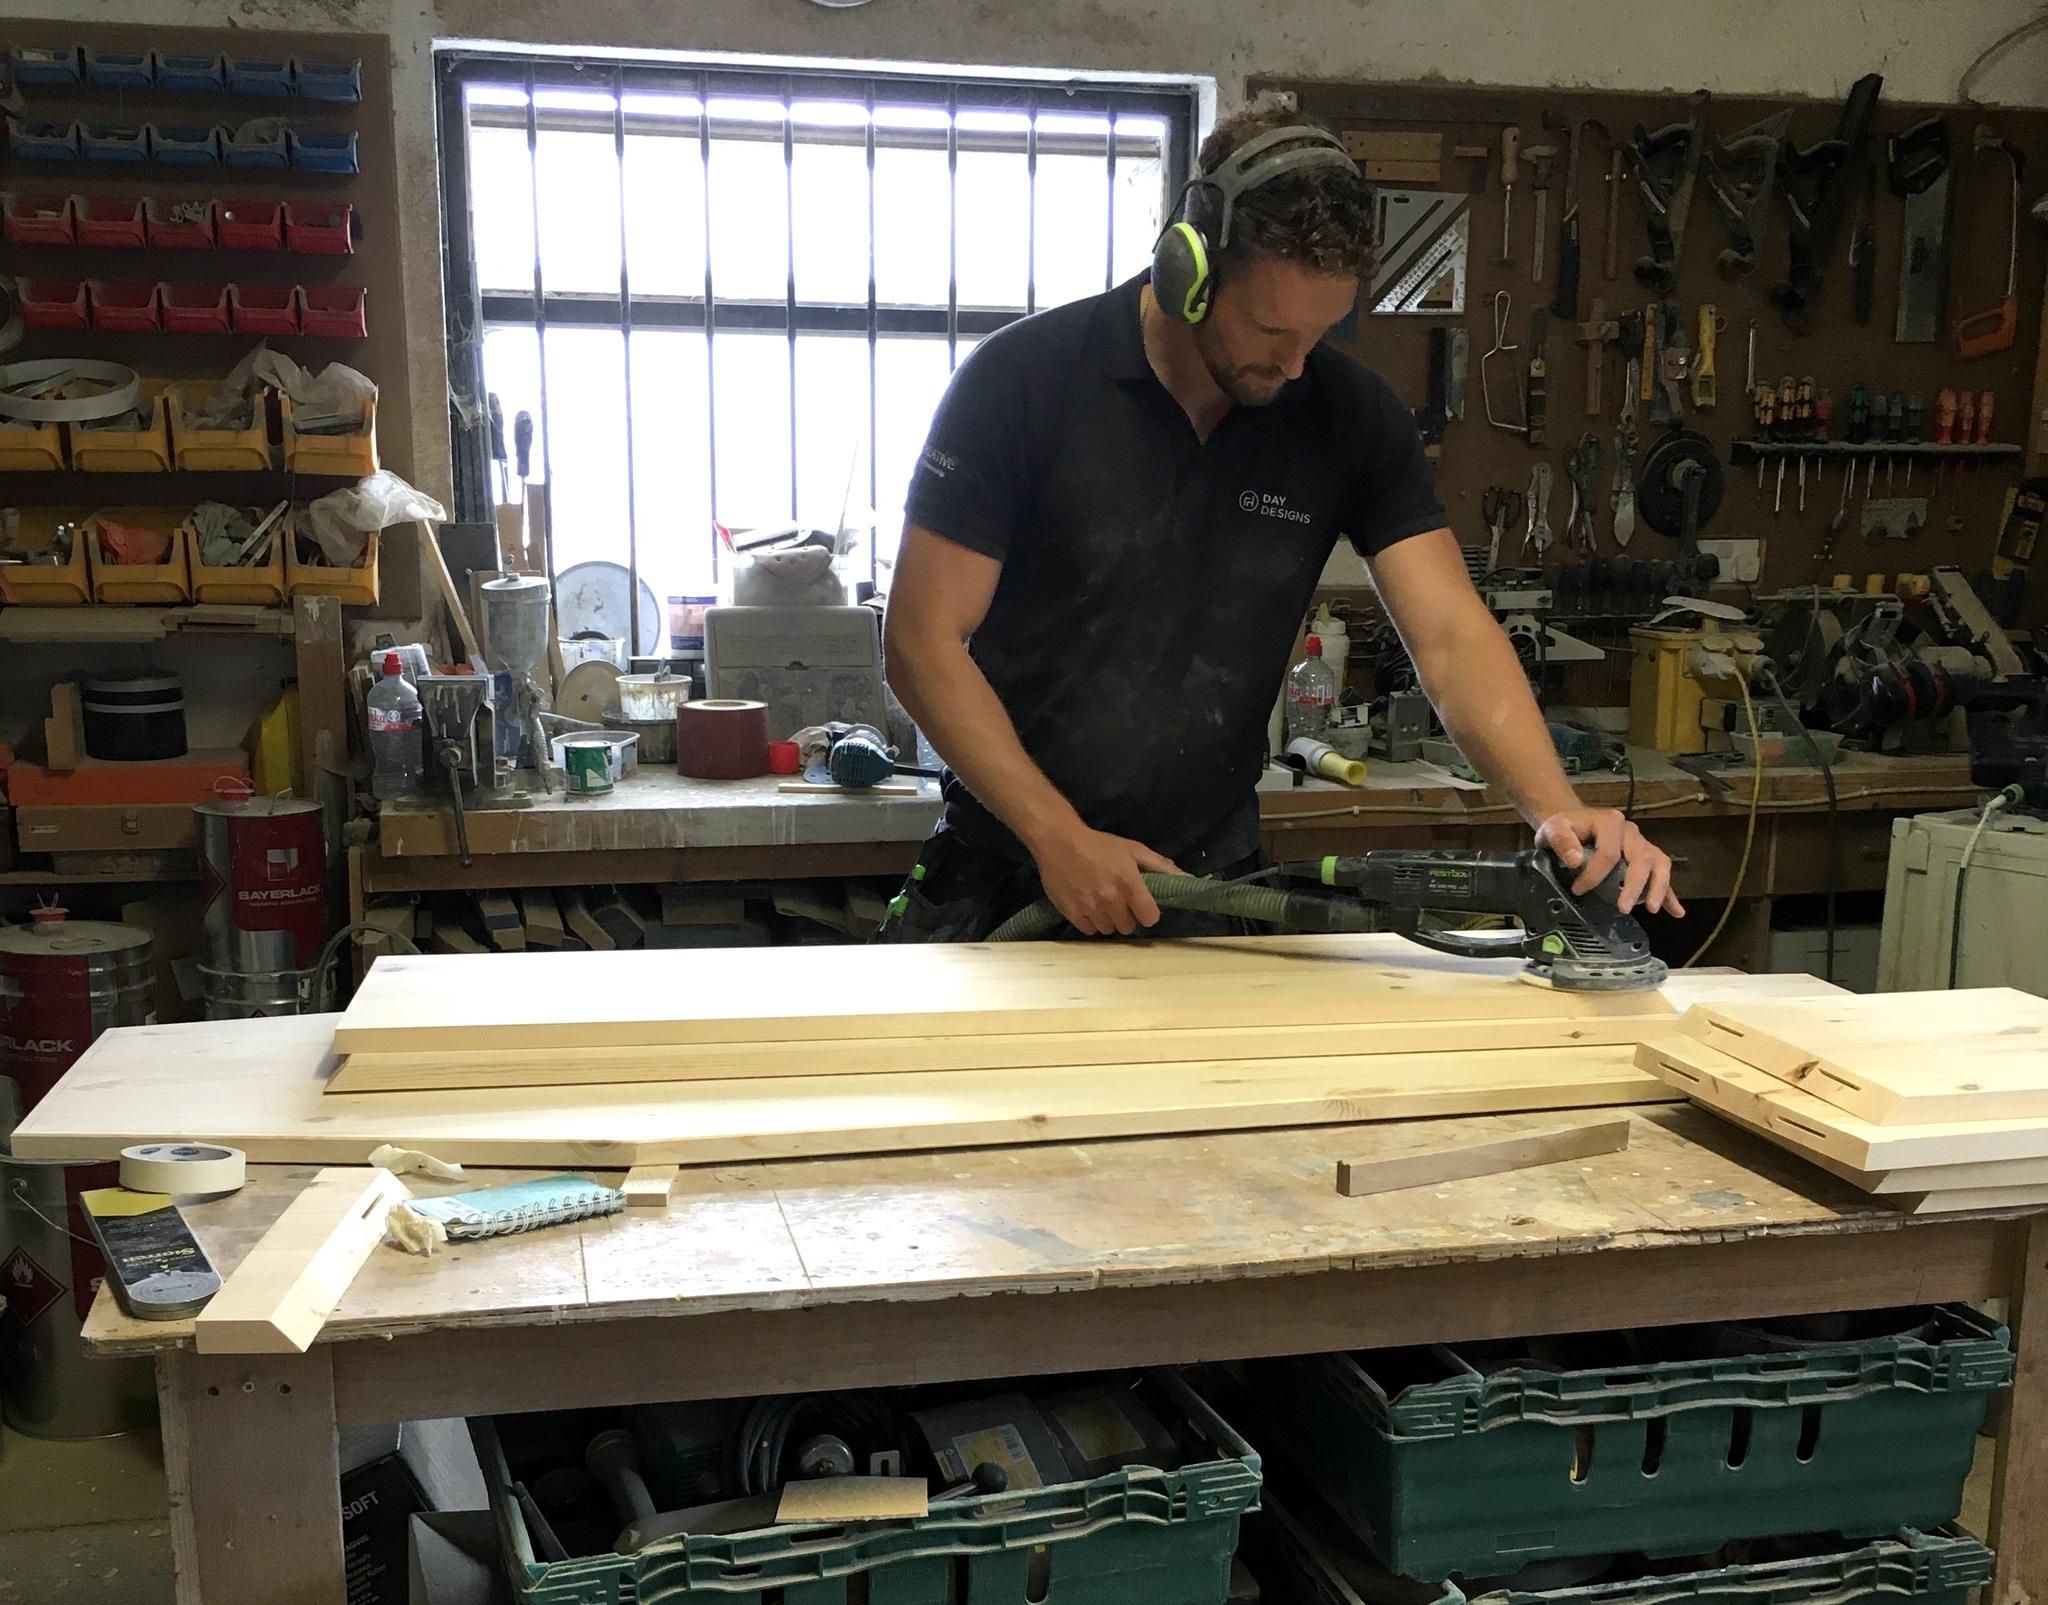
[1335,1117,1631,1197]
[192,1167,410,1354]
[15,1013,1676,1168]
[1638,1036,2048,1170]
[1680,989,2048,1124]
[330,936,1826,1056]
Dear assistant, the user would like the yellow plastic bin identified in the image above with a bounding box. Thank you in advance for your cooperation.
[87,508,192,603]
[281,393,377,476]
[0,508,94,604]
[285,517,378,605]
[69,380,173,472]
[0,415,65,471]
[168,381,274,470]
[188,519,285,606]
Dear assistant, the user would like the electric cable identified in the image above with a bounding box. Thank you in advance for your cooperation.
[1682,671,1764,968]
[1948,785,2023,988]
[1757,664,1840,984]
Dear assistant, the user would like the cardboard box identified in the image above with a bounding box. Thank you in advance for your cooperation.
[14,802,199,853]
[4,749,248,807]
[408,1510,509,1605]
[346,1419,488,1605]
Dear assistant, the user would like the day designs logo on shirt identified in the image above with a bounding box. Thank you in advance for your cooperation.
[1239,488,1312,524]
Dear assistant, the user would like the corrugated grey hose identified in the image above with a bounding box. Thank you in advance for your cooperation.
[985,873,1342,942]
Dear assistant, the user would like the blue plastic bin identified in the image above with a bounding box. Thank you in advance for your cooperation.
[224,124,290,169]
[80,124,152,164]
[8,46,81,87]
[157,53,226,94]
[152,125,224,166]
[293,58,363,102]
[83,49,155,90]
[224,57,294,97]
[287,128,360,174]
[7,118,82,162]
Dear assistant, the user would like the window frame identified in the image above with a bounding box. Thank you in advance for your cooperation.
[435,49,1198,611]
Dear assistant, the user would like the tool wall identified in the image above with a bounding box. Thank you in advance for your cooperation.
[1262,78,2048,618]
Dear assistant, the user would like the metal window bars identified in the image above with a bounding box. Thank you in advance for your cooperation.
[437,52,1193,633]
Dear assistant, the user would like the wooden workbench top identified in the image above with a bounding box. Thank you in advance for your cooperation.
[82,1104,2021,1358]
[372,751,1978,859]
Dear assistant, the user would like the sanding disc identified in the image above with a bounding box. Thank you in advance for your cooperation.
[557,661,622,722]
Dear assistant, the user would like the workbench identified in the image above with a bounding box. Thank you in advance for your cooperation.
[84,1102,2045,1605]
[353,751,1983,940]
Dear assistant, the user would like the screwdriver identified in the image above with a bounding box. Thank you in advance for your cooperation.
[1957,391,1979,489]
[1777,376,1796,513]
[1500,126,1520,264]
[487,393,509,505]
[1884,390,1905,490]
[1902,394,1925,485]
[1753,382,1775,488]
[1932,387,1958,490]
[1797,375,1815,507]
[1814,387,1833,490]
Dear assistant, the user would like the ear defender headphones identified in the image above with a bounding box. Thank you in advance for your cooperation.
[1151,124,1361,325]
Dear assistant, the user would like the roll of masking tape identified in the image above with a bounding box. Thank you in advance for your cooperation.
[675,699,771,780]
[119,1142,247,1197]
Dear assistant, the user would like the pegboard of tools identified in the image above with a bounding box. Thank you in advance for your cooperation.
[1267,78,2048,617]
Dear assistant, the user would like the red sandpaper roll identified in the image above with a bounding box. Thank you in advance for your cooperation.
[675,699,771,779]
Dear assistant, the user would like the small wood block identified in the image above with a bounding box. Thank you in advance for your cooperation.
[620,1165,675,1209]
[659,885,747,926]
[775,1476,928,1524]
[777,780,922,796]
[476,891,525,951]
[561,889,614,951]
[588,892,645,951]
[44,681,85,771]
[193,1168,410,1354]
[519,890,565,948]
[432,924,487,955]
[1335,1117,1631,1198]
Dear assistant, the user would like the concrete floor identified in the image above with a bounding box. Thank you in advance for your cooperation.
[0,1409,2005,1604]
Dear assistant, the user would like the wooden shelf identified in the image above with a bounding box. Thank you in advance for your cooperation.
[0,868,199,885]
[0,604,295,642]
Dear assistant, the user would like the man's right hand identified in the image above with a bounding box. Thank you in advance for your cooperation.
[1029,824,1185,936]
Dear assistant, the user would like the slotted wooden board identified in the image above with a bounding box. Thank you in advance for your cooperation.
[328,935,1685,1056]
[13,1012,1681,1168]
[1638,1035,2048,1171]
[1679,988,2048,1125]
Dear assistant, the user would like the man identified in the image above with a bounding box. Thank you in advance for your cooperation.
[880,99,1681,941]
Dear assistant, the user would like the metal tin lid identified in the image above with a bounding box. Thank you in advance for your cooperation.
[0,918,152,957]
[83,673,183,695]
[194,794,322,819]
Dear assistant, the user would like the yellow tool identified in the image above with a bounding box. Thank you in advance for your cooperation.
[1692,304,1718,410]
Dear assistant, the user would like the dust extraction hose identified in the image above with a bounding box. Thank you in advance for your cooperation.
[985,873,1370,942]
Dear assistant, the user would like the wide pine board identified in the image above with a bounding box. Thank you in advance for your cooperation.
[1638,1035,2048,1170]
[15,1013,1677,1168]
[1679,989,2048,1125]
[328,935,1692,1055]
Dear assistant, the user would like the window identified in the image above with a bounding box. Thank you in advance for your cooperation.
[437,53,1194,647]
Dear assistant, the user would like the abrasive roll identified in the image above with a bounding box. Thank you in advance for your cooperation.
[675,699,771,779]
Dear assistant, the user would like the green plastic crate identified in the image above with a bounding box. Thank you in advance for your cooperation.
[1247,1304,2010,1579]
[476,1370,1262,1605]
[1248,1490,1993,1605]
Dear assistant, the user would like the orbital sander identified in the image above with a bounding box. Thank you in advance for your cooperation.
[985,848,1669,993]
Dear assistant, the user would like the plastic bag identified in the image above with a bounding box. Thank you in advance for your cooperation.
[299,471,446,565]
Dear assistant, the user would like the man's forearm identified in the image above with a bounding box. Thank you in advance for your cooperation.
[1413,622,1581,827]
[886,635,1083,852]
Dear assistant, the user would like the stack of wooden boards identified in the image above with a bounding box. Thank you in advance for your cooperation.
[12,935,1841,1168]
[1637,988,2048,1215]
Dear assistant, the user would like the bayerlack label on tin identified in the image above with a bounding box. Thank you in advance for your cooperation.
[201,813,326,965]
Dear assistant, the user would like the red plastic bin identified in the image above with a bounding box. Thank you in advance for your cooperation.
[162,282,231,333]
[88,280,162,331]
[145,197,216,249]
[75,196,146,248]
[300,285,366,338]
[283,202,352,255]
[18,277,89,329]
[3,193,76,245]
[230,282,300,335]
[217,200,282,251]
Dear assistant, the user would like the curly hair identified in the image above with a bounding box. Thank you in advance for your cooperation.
[1197,95,1376,280]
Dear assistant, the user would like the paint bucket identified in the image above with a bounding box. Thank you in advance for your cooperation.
[0,911,154,1131]
[0,1154,154,1439]
[81,672,187,761]
[561,736,615,797]
[195,795,327,972]
[199,964,317,1020]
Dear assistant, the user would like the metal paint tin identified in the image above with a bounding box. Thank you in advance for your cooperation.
[0,912,154,1129]
[81,672,187,761]
[195,795,327,972]
[562,736,615,796]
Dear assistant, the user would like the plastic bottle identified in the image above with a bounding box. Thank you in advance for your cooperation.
[1311,604,1350,687]
[367,652,424,800]
[1285,636,1338,739]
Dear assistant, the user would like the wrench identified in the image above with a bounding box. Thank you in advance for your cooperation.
[1525,462,1555,557]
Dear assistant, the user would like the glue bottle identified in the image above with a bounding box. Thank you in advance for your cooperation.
[367,652,424,800]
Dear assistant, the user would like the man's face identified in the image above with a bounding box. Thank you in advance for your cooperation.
[1191,253,1360,406]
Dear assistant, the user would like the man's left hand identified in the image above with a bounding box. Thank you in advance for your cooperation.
[1535,809,1684,918]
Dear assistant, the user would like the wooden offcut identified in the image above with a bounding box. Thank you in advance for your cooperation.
[1335,1116,1631,1197]
[620,1165,676,1209]
[1680,989,2048,1124]
[193,1168,410,1354]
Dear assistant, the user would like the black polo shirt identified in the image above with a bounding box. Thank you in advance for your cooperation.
[903,271,1446,869]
